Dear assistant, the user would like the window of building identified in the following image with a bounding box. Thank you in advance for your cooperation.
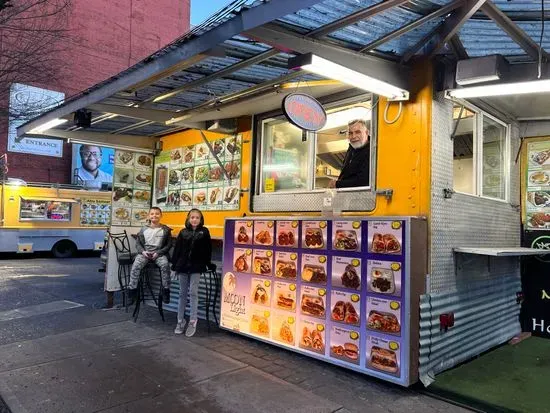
[452,102,509,201]
[258,98,372,194]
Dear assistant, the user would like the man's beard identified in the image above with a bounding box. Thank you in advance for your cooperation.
[350,140,367,150]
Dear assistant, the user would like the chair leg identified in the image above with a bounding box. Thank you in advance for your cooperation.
[205,272,212,333]
[132,280,141,322]
[212,272,220,325]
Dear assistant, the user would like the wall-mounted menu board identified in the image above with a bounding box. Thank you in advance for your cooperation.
[221,217,420,386]
[111,150,154,227]
[152,135,242,212]
[80,199,111,227]
[526,141,550,230]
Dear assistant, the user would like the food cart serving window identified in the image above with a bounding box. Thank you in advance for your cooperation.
[19,197,75,221]
[452,102,510,202]
[257,97,374,196]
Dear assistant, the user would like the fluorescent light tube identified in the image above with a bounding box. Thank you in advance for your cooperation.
[29,118,67,133]
[447,79,550,98]
[291,54,409,101]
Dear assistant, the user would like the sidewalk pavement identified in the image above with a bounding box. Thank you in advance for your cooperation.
[0,305,471,413]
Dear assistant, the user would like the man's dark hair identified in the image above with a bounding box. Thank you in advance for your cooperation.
[79,145,102,156]
[149,206,162,215]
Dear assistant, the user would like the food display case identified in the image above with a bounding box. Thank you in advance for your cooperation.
[20,198,73,221]
[220,216,427,386]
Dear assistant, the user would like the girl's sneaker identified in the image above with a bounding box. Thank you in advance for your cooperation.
[185,320,197,337]
[174,320,187,335]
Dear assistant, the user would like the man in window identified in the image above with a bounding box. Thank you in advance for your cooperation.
[329,119,370,188]
[76,145,113,189]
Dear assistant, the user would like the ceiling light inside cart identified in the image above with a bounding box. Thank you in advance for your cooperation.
[289,54,409,101]
[29,118,67,133]
[447,79,550,98]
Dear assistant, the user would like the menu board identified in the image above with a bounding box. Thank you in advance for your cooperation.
[526,141,550,230]
[80,199,111,227]
[220,217,410,386]
[152,135,242,212]
[112,150,153,227]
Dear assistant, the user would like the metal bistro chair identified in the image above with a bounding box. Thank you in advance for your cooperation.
[108,230,135,312]
[133,261,165,323]
[199,264,221,332]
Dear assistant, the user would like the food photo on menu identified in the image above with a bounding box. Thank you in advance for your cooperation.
[195,143,209,161]
[208,187,223,207]
[194,165,210,185]
[366,297,402,335]
[367,260,402,296]
[225,135,241,157]
[302,221,327,249]
[527,212,550,229]
[116,151,134,166]
[154,166,168,205]
[170,148,182,163]
[329,326,360,365]
[233,248,251,273]
[251,278,271,307]
[252,249,273,276]
[332,256,361,290]
[179,190,192,207]
[223,186,239,206]
[183,146,195,164]
[136,154,153,168]
[527,191,550,208]
[212,139,225,158]
[224,161,240,180]
[181,167,194,185]
[299,319,325,355]
[528,170,550,187]
[169,169,182,187]
[271,312,296,347]
[332,221,361,251]
[300,285,326,319]
[274,251,298,279]
[193,189,207,206]
[234,220,253,244]
[301,253,327,285]
[134,172,152,187]
[368,221,402,255]
[276,220,299,247]
[254,220,274,246]
[330,291,360,326]
[366,336,400,376]
[274,281,296,312]
[114,168,134,186]
[250,309,270,337]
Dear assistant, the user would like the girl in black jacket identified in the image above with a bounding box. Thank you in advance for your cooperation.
[171,208,212,337]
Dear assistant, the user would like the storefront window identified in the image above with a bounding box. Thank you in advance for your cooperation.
[258,99,372,194]
[452,102,509,201]
[482,116,507,200]
[453,104,476,195]
[20,199,72,221]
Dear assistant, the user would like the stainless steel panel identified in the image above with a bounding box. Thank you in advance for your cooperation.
[252,190,377,212]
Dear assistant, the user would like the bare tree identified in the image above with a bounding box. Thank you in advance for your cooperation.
[0,0,71,121]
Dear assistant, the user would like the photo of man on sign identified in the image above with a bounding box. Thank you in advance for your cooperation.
[72,144,114,190]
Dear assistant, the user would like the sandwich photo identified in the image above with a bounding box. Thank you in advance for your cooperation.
[370,346,398,374]
[302,264,327,284]
[367,310,400,334]
[301,294,325,318]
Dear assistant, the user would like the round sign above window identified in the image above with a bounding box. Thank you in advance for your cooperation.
[282,93,327,131]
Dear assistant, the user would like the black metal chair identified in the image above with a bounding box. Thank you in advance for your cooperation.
[108,230,135,312]
[200,264,221,332]
[132,261,165,323]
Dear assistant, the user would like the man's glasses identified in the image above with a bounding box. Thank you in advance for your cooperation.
[81,151,101,159]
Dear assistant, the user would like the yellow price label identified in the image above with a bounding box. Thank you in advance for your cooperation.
[290,253,297,260]
[276,270,282,277]
[247,222,253,227]
[319,256,327,264]
[318,288,326,296]
[317,324,325,332]
[390,301,400,310]
[351,259,360,267]
[264,178,275,192]
[246,249,252,255]
[289,284,296,291]
[292,221,298,228]
[287,317,295,324]
[389,341,399,351]
[352,221,361,229]
[392,221,402,230]
[264,311,270,318]
[267,221,274,228]
[264,280,271,287]
[266,251,273,257]
[391,263,401,271]
[319,221,327,229]
[351,294,360,303]
[349,331,359,340]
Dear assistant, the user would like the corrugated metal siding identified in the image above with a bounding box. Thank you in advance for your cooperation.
[418,273,521,385]
[421,92,523,384]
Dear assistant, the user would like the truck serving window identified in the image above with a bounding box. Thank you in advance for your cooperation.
[258,99,372,194]
[20,198,73,221]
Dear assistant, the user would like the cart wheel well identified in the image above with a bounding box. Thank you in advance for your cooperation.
[51,240,77,258]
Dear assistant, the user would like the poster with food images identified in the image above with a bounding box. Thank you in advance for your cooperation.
[234,220,253,245]
[220,271,249,333]
[225,135,241,160]
[276,220,299,248]
[80,199,111,227]
[271,311,296,347]
[113,167,134,188]
[299,318,325,355]
[233,247,252,274]
[131,208,149,226]
[153,135,242,212]
[526,141,550,229]
[112,206,131,226]
[300,285,326,319]
[329,326,360,365]
[331,290,361,326]
[274,281,297,312]
[115,150,135,168]
[135,154,153,171]
[254,220,275,246]
[250,278,272,307]
[366,336,400,376]
[301,253,328,285]
[366,297,402,336]
[302,220,327,249]
[252,249,273,276]
[332,220,362,251]
[367,260,402,297]
[274,251,298,279]
[250,308,271,338]
[332,256,361,290]
[367,221,403,255]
